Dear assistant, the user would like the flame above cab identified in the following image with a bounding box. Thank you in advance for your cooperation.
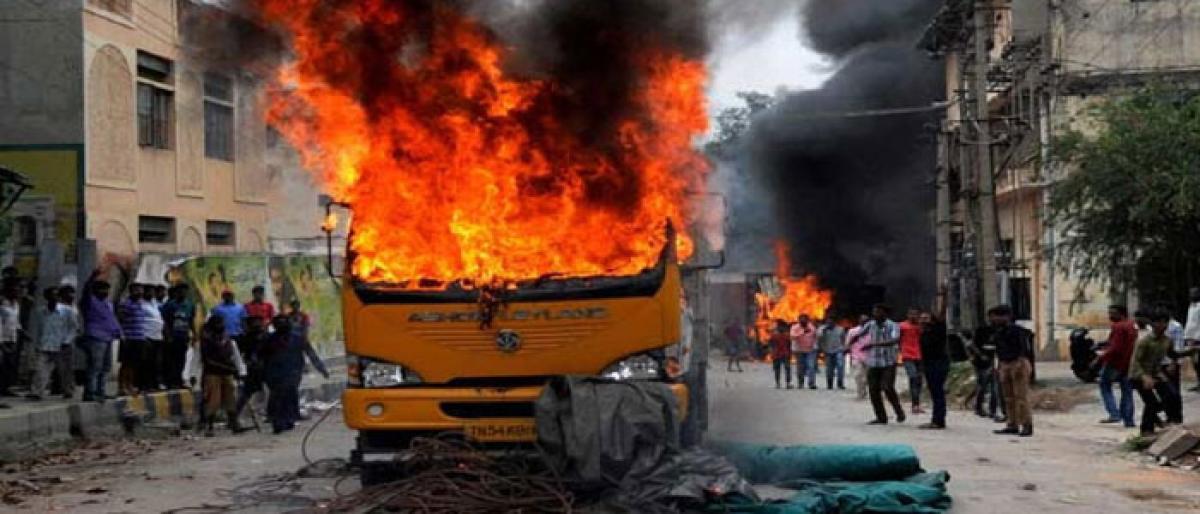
[255,0,709,286]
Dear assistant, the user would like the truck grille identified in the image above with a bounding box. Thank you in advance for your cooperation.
[409,320,610,354]
[440,401,536,419]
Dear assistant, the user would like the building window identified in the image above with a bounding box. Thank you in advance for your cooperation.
[1010,277,1032,321]
[206,220,235,246]
[137,51,173,149]
[203,73,235,161]
[14,216,37,248]
[138,216,176,244]
[88,0,133,18]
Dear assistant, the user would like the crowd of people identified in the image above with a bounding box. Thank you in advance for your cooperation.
[0,269,329,437]
[729,290,1200,439]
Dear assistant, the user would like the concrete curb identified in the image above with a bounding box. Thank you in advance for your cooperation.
[0,379,345,454]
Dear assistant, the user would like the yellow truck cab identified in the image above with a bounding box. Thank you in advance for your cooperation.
[341,239,689,481]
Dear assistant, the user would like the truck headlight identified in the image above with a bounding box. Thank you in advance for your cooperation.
[348,356,423,388]
[600,352,665,381]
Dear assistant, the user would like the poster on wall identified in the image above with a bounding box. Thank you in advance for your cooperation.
[168,254,343,358]
[269,255,343,357]
[176,255,271,320]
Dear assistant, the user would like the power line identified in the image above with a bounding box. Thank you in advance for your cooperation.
[775,100,955,122]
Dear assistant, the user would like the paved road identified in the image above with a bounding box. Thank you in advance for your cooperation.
[6,362,1200,512]
[708,361,1200,513]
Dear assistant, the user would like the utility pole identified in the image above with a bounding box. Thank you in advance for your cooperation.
[972,1,1001,314]
[935,127,952,322]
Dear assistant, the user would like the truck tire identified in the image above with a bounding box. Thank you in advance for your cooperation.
[359,463,398,487]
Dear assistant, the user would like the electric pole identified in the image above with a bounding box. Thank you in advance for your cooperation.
[973,1,1001,313]
[935,127,952,322]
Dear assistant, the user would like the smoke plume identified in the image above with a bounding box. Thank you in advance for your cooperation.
[740,0,944,313]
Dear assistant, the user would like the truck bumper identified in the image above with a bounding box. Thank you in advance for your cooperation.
[344,382,688,447]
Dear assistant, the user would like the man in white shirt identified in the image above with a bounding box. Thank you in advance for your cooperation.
[140,291,165,391]
[1183,287,1200,392]
[0,278,23,400]
[28,286,81,400]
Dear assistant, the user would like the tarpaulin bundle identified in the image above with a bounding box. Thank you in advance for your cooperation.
[707,441,923,483]
[707,472,951,514]
[535,376,759,510]
[706,441,952,514]
[534,377,950,513]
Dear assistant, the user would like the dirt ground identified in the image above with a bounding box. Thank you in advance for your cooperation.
[708,360,1200,513]
[2,361,1200,512]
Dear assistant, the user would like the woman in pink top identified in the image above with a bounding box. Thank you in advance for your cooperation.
[847,315,872,399]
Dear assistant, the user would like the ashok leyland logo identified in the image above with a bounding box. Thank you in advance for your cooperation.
[496,329,522,353]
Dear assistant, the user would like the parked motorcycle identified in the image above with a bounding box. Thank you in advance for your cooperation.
[1068,327,1102,383]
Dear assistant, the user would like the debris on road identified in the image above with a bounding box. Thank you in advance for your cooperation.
[1142,425,1200,470]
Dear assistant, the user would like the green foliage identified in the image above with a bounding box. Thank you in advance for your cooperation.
[1049,87,1200,304]
[704,91,774,161]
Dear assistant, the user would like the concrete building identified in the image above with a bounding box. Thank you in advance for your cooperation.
[0,0,334,280]
[922,0,1200,357]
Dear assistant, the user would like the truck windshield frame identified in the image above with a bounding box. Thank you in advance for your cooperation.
[351,246,670,304]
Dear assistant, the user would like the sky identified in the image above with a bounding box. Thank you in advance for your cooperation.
[706,6,832,112]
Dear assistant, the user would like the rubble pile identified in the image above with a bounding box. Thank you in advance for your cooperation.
[1145,425,1200,471]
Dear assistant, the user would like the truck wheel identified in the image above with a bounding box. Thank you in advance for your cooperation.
[359,463,398,487]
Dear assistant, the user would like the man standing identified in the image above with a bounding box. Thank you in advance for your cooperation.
[116,284,148,396]
[233,316,269,428]
[0,278,23,398]
[210,290,248,344]
[28,286,79,400]
[140,288,165,391]
[1162,306,1188,421]
[817,318,846,390]
[919,311,950,429]
[161,285,196,390]
[790,315,818,390]
[991,305,1034,437]
[1184,287,1200,392]
[723,321,745,373]
[80,271,121,402]
[244,286,276,331]
[1130,309,1182,437]
[856,304,905,425]
[1098,305,1137,427]
[899,308,924,414]
[846,315,871,400]
[263,315,329,434]
[769,320,792,389]
[287,299,312,340]
[967,324,1005,421]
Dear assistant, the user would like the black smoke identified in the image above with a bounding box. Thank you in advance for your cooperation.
[742,0,944,314]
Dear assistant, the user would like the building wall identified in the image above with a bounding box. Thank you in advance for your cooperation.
[0,0,84,145]
[1056,0,1200,75]
[265,140,347,256]
[82,0,268,261]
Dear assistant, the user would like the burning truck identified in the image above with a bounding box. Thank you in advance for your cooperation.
[252,1,712,483]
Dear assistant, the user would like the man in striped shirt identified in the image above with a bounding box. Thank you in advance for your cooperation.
[117,284,148,396]
[853,304,905,425]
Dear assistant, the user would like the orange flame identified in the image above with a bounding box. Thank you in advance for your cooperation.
[255,1,708,285]
[758,242,833,322]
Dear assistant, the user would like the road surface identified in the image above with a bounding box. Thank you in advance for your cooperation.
[4,362,1200,512]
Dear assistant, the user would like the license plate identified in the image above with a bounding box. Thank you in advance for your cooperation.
[464,421,537,442]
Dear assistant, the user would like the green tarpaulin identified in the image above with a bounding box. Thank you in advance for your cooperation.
[705,441,952,514]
